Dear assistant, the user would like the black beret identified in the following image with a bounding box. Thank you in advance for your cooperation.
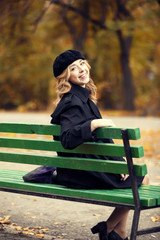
[53,49,85,77]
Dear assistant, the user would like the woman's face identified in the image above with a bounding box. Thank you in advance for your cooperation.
[68,59,90,88]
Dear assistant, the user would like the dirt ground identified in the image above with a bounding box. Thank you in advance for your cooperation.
[0,191,160,240]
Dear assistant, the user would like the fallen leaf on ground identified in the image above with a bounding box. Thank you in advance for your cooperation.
[35,233,44,238]
[41,228,49,232]
[0,215,11,224]
[151,216,159,222]
[34,226,41,229]
[93,213,102,216]
[23,227,29,231]
[15,226,23,231]
[54,222,62,225]
[11,223,17,226]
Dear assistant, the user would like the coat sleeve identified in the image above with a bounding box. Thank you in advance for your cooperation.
[60,105,93,149]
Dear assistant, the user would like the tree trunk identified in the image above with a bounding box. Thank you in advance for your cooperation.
[117,30,135,110]
[61,0,89,51]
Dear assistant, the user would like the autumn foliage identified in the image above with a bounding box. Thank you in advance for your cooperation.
[0,0,160,115]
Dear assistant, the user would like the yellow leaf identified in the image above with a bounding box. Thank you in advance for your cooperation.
[151,216,159,222]
[34,226,41,229]
[54,222,62,225]
[23,227,29,231]
[0,215,11,224]
[35,233,44,238]
[41,228,49,232]
[93,213,102,216]
[15,226,23,231]
[11,223,17,226]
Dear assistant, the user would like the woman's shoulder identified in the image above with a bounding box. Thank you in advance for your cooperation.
[50,93,82,124]
[59,92,82,106]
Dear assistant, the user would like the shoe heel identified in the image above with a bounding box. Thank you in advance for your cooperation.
[91,225,99,234]
[91,221,107,235]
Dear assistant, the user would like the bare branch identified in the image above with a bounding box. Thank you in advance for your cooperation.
[32,1,52,33]
[50,0,107,29]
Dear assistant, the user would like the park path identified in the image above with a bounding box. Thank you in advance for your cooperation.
[0,111,160,129]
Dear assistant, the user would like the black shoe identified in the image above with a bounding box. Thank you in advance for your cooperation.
[108,230,128,240]
[91,221,108,240]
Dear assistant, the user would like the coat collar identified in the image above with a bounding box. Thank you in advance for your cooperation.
[70,84,101,119]
[69,83,91,103]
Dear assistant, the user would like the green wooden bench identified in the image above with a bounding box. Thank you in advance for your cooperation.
[0,122,160,240]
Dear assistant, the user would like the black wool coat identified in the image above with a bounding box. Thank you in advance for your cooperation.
[51,84,143,189]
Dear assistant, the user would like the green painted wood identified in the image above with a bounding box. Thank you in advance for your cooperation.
[140,186,160,204]
[95,127,141,140]
[0,151,147,176]
[0,123,60,136]
[0,123,140,140]
[106,187,160,206]
[0,137,144,158]
[141,185,160,192]
[0,169,157,207]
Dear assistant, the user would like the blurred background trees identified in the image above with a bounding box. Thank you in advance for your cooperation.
[0,0,160,115]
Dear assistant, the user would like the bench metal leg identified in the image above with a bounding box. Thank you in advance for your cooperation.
[130,208,141,240]
[137,226,160,235]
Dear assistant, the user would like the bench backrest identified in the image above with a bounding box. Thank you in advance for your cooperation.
[0,123,147,176]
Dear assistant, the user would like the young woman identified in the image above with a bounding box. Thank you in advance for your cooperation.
[51,50,149,240]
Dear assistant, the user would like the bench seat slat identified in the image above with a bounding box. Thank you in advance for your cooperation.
[0,137,144,158]
[0,123,141,140]
[0,169,157,207]
[104,187,160,205]
[1,169,158,205]
[0,151,147,176]
[141,185,160,192]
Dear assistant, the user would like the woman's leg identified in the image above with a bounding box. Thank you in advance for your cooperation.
[92,176,149,239]
[106,207,130,239]
[106,174,149,238]
[142,174,149,185]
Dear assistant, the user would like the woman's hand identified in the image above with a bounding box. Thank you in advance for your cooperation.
[91,119,116,132]
[120,174,129,181]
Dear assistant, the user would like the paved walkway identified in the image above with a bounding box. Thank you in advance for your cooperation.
[0,112,160,129]
[0,112,160,239]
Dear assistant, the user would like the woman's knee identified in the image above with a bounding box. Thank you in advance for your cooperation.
[142,174,150,185]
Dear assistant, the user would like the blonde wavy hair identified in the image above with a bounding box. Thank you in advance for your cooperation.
[54,60,97,106]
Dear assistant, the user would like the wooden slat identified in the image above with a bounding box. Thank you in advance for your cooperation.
[0,123,60,136]
[0,169,156,207]
[141,185,160,192]
[0,151,147,176]
[96,127,141,140]
[107,187,160,205]
[0,137,144,158]
[0,123,141,140]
